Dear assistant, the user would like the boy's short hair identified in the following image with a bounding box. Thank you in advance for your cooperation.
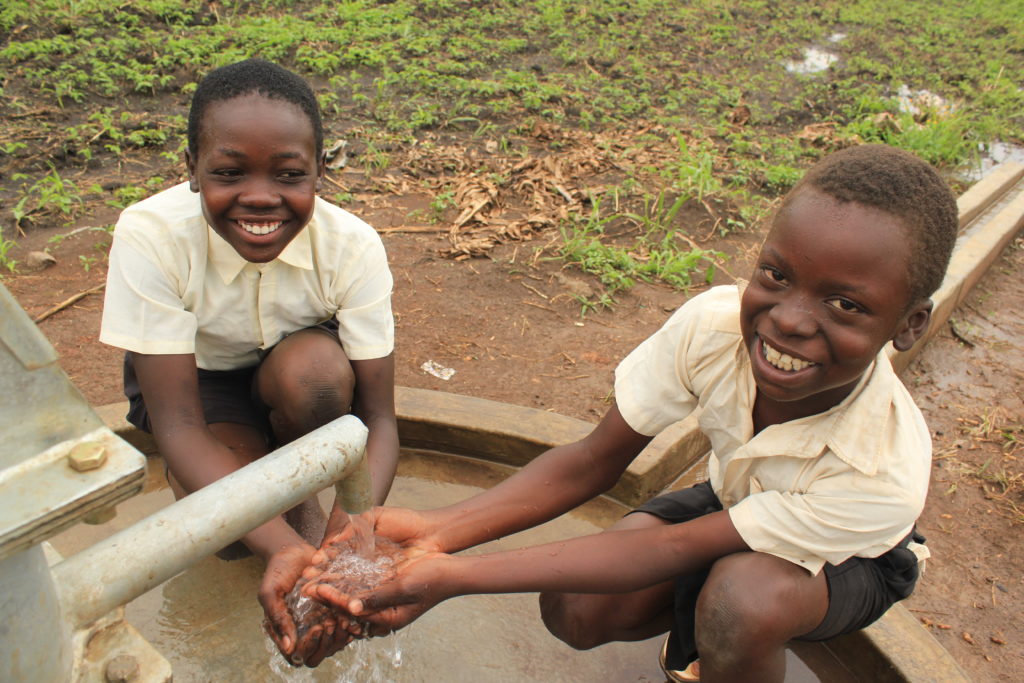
[783,144,958,306]
[187,58,324,158]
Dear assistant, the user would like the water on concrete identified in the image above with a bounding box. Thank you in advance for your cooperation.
[50,450,855,682]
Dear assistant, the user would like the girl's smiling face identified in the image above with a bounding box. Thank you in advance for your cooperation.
[740,187,932,423]
[186,93,324,263]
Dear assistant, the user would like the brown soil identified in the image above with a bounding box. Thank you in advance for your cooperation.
[3,161,1022,681]
[899,234,1024,679]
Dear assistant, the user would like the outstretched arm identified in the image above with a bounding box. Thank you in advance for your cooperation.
[328,509,748,626]
[455,510,746,594]
[314,404,657,630]
[392,402,655,554]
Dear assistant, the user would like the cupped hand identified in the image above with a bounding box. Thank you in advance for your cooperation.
[314,550,455,633]
[260,542,370,667]
[312,507,441,569]
[365,506,443,552]
[283,609,356,668]
[259,543,317,661]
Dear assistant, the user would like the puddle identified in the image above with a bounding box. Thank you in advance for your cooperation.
[784,47,838,75]
[50,450,853,682]
[887,84,1024,183]
[959,140,1024,182]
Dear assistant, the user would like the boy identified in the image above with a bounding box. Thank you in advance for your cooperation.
[306,144,958,682]
[100,59,397,665]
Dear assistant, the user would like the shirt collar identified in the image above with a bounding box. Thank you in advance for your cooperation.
[207,221,315,285]
[823,352,896,476]
[746,350,896,477]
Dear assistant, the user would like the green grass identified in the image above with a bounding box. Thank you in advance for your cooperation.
[11,165,83,229]
[558,190,723,306]
[2,0,1022,294]
[0,238,17,276]
[4,1,1020,141]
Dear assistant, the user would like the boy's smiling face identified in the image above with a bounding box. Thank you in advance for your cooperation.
[186,93,324,263]
[740,187,932,422]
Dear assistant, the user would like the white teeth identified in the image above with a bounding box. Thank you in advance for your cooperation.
[762,340,815,372]
[238,220,282,236]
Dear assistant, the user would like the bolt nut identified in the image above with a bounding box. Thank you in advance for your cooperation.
[105,654,139,682]
[68,442,107,472]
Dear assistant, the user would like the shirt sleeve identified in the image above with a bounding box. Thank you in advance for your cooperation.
[613,293,709,436]
[333,234,394,361]
[728,463,922,575]
[99,227,197,355]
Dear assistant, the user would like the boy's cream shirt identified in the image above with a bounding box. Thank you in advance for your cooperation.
[615,285,931,575]
[101,182,393,370]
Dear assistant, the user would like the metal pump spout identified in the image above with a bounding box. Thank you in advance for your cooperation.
[52,416,371,630]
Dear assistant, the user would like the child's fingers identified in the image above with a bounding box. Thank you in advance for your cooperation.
[364,613,397,638]
[359,604,421,635]
[348,585,411,614]
[303,620,348,668]
[289,623,324,667]
[313,585,384,627]
[300,576,329,597]
[262,615,294,657]
[312,583,356,611]
[300,565,324,583]
[261,598,298,656]
[312,538,347,563]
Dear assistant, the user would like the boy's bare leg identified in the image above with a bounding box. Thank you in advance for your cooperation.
[255,329,357,544]
[539,511,676,649]
[695,551,829,683]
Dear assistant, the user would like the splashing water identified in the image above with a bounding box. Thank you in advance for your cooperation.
[277,517,405,665]
[265,626,408,682]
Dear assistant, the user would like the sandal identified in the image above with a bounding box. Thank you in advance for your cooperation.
[659,636,701,682]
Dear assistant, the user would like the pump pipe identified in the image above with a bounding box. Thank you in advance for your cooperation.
[52,415,371,629]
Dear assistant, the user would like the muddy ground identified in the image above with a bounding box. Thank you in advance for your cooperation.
[3,161,1022,680]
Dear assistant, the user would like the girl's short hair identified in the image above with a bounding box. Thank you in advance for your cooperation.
[187,58,323,157]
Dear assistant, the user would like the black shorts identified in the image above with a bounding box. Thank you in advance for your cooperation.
[123,320,341,437]
[633,481,924,670]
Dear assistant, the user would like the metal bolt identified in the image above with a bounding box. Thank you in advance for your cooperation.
[68,441,107,471]
[105,654,139,682]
